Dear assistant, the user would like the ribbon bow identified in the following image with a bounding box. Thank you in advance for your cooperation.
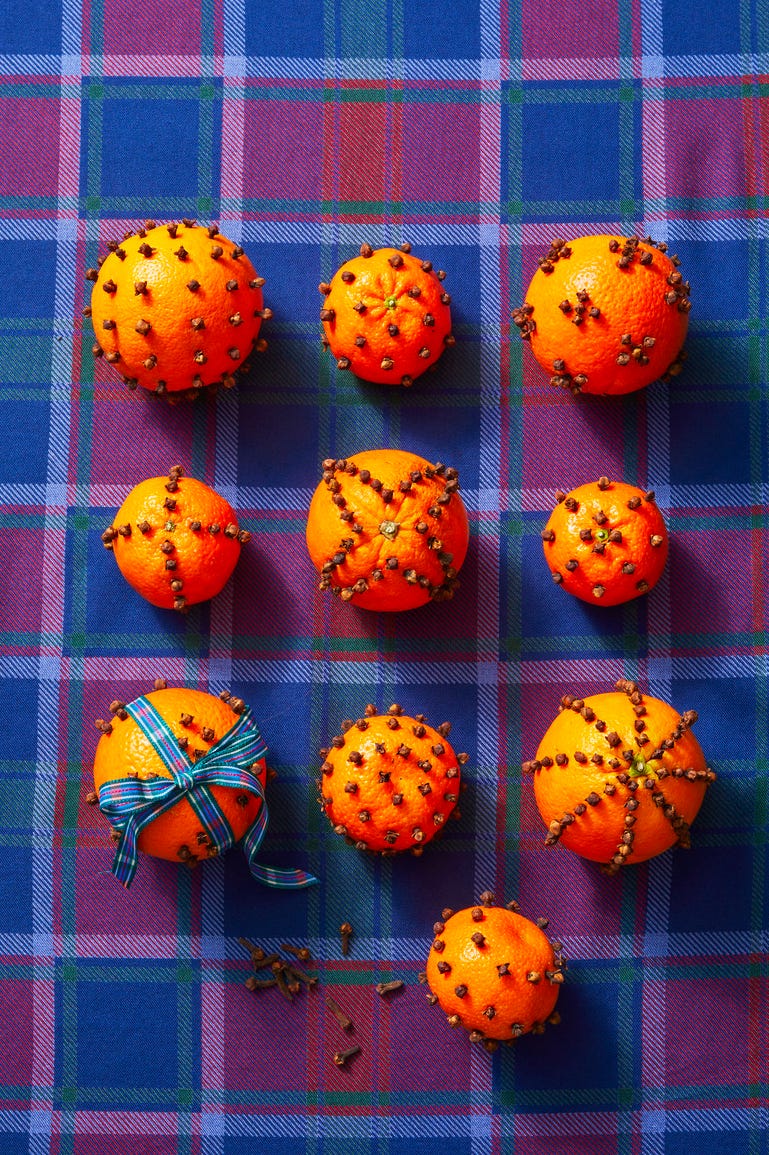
[97,695,317,890]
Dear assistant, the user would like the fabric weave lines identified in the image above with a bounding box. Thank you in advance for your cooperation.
[0,0,767,1152]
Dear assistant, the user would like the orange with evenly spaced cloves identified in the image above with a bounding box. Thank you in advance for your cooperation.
[524,680,716,875]
[318,704,468,854]
[91,682,266,865]
[86,220,270,397]
[422,893,564,1051]
[514,234,689,396]
[102,465,249,612]
[320,242,453,385]
[305,448,470,611]
[542,477,669,606]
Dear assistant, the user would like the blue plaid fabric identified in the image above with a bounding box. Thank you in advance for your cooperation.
[0,0,767,1152]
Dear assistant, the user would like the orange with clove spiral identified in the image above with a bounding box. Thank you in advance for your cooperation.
[87,220,269,397]
[542,478,669,606]
[92,683,266,864]
[318,704,467,854]
[319,243,453,385]
[514,234,690,396]
[424,895,563,1050]
[102,466,249,612]
[305,448,469,611]
[525,681,716,874]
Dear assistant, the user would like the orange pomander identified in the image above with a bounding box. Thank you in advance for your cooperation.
[542,478,669,606]
[319,242,453,385]
[514,234,689,396]
[86,220,269,397]
[318,704,468,854]
[524,680,716,875]
[92,683,266,865]
[305,449,469,611]
[422,893,564,1052]
[102,465,249,612]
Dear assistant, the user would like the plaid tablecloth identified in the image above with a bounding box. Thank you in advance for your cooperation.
[2,1,767,1151]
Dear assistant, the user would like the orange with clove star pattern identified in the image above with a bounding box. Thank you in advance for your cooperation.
[525,680,716,874]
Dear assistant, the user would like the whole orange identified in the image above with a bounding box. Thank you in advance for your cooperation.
[317,704,468,854]
[514,234,689,396]
[92,683,266,865]
[525,680,716,874]
[305,449,469,611]
[542,478,669,606]
[422,893,564,1051]
[86,220,269,396]
[102,465,249,611]
[320,243,453,385]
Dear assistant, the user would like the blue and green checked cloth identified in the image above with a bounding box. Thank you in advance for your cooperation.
[1,0,767,1151]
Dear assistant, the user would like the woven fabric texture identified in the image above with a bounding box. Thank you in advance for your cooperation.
[0,0,767,1152]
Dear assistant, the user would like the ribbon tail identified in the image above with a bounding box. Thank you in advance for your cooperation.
[109,818,141,888]
[249,862,318,889]
[242,795,318,889]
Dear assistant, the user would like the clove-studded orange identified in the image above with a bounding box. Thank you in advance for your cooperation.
[524,680,716,875]
[514,234,690,396]
[102,466,249,612]
[319,243,453,385]
[305,449,469,612]
[542,478,669,606]
[317,704,468,854]
[86,220,269,397]
[422,893,564,1051]
[91,682,266,865]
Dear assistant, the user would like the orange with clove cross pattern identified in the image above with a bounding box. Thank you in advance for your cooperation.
[102,466,249,612]
[305,448,470,611]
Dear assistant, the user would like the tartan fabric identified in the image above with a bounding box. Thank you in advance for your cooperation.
[0,0,767,1151]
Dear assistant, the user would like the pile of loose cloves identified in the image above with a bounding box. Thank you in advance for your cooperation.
[238,921,405,1069]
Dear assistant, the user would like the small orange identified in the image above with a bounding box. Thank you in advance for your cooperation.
[86,219,269,397]
[317,704,468,854]
[542,477,669,606]
[102,465,249,612]
[305,448,469,611]
[92,682,266,865]
[514,234,689,396]
[422,893,564,1051]
[524,680,716,874]
[319,242,453,385]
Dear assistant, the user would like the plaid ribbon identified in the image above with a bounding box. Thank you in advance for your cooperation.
[97,696,317,890]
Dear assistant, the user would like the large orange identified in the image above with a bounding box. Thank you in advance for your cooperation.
[525,681,716,874]
[317,704,468,854]
[423,895,564,1051]
[320,243,453,385]
[305,449,469,612]
[542,478,669,606]
[86,220,269,396]
[102,465,249,611]
[514,234,689,395]
[92,683,266,865]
